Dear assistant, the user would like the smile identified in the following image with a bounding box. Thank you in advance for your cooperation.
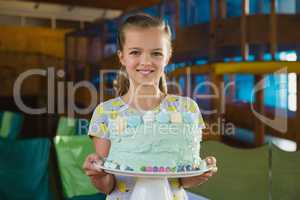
[136,69,155,75]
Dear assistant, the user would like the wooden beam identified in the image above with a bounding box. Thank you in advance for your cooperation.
[254,75,265,146]
[218,0,227,19]
[174,0,180,36]
[241,0,249,61]
[209,0,217,62]
[209,72,222,140]
[270,0,277,60]
[20,0,161,11]
[217,0,226,62]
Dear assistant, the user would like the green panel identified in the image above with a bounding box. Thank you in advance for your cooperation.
[0,111,23,139]
[56,117,77,136]
[54,136,105,198]
[0,138,51,200]
[188,141,269,200]
[271,145,300,200]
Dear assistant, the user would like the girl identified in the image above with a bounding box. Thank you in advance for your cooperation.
[83,13,217,200]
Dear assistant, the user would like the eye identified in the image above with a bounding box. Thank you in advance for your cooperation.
[152,52,163,57]
[129,51,140,56]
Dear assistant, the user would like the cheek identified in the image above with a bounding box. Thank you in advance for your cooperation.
[126,63,136,71]
[124,58,138,69]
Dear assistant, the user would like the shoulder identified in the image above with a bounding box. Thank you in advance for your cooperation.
[164,95,199,113]
[93,97,126,115]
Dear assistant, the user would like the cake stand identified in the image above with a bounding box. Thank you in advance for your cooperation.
[96,165,212,200]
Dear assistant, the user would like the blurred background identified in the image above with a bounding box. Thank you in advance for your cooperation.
[0,0,299,200]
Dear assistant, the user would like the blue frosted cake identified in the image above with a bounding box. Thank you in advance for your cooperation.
[103,110,205,173]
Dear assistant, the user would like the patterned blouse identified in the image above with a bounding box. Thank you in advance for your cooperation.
[88,94,205,200]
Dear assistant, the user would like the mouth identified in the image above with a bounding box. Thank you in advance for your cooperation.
[136,69,155,75]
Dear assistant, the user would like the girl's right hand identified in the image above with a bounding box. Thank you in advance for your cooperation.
[83,153,107,177]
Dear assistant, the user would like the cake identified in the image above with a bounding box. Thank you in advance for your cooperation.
[103,110,206,173]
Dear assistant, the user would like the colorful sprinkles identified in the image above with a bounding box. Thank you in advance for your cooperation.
[104,160,203,173]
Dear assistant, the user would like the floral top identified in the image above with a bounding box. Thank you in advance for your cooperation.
[88,94,205,200]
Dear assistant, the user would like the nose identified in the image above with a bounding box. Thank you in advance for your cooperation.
[140,53,151,66]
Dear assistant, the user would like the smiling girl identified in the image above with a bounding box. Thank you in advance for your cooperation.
[83,13,217,200]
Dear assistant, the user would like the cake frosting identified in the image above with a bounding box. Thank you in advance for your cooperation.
[103,110,205,173]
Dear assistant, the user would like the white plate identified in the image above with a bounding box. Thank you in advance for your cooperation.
[96,165,213,178]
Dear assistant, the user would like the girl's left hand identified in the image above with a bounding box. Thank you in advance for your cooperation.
[180,156,217,188]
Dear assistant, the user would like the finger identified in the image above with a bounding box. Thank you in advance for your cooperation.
[83,154,98,168]
[205,156,217,165]
[85,170,98,176]
[83,161,94,170]
[83,160,91,170]
[210,157,217,165]
[212,166,218,173]
[205,157,212,165]
[84,156,102,170]
[190,175,208,182]
[85,169,104,176]
[87,154,100,163]
[202,171,213,177]
[197,177,209,183]
[192,172,212,181]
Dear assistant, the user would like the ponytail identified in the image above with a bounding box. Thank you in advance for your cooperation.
[115,66,130,96]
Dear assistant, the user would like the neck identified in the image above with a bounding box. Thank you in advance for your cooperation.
[122,82,165,111]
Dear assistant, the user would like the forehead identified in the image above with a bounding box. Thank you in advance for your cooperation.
[123,27,169,50]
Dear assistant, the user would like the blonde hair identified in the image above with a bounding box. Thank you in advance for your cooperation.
[115,13,172,96]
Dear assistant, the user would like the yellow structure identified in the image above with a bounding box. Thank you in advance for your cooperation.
[0,26,70,58]
[169,61,300,77]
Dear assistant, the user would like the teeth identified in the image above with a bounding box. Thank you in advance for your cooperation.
[137,69,154,75]
[139,70,152,75]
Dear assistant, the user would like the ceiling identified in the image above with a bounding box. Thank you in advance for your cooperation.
[0,0,162,27]
[18,0,162,11]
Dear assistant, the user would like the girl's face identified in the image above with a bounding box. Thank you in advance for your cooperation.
[118,27,171,89]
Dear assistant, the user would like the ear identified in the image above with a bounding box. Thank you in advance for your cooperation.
[118,50,125,66]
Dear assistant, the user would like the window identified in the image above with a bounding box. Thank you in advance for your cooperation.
[288,73,297,111]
